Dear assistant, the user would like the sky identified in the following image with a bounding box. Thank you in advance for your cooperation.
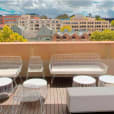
[0,0,114,18]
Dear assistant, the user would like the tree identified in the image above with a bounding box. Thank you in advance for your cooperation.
[0,25,27,42]
[95,15,105,21]
[56,14,69,19]
[40,15,48,19]
[95,15,101,20]
[70,15,75,20]
[88,13,92,17]
[90,29,114,41]
[70,14,75,18]
[111,20,114,26]
[60,25,72,32]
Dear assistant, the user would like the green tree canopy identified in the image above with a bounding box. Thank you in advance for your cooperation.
[95,15,101,20]
[60,25,72,32]
[111,20,114,26]
[56,14,69,19]
[40,15,48,19]
[90,29,114,41]
[95,15,105,21]
[0,25,27,42]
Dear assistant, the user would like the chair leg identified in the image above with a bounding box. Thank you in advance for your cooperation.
[40,97,45,114]
[19,75,23,84]
[42,71,45,79]
[26,72,29,80]
[14,78,17,89]
[0,106,3,113]
[51,74,55,86]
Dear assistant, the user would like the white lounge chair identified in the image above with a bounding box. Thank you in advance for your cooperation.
[27,56,44,79]
[15,56,47,114]
[0,56,22,88]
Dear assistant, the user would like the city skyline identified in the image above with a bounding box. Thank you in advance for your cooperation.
[0,0,114,18]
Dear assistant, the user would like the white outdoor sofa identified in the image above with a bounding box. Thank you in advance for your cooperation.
[67,87,114,113]
[49,54,108,83]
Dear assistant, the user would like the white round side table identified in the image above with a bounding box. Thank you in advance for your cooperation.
[99,75,114,87]
[73,75,96,87]
[0,77,13,93]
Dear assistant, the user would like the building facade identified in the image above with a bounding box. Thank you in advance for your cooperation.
[0,15,20,27]
[63,15,111,33]
[18,15,62,32]
[18,15,113,34]
[52,33,89,41]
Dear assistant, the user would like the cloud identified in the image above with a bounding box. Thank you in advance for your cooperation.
[0,0,114,17]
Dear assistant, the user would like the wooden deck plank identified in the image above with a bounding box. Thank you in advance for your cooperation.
[53,87,59,114]
[57,88,63,114]
[50,88,55,114]
[45,86,51,114]
[63,88,67,114]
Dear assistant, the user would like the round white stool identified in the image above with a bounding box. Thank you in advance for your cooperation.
[73,75,96,87]
[0,77,13,93]
[22,78,47,114]
[23,78,47,102]
[99,75,114,87]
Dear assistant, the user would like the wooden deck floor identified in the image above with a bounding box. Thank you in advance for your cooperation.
[0,78,72,114]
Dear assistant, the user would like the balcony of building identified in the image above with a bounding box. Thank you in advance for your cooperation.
[0,41,114,114]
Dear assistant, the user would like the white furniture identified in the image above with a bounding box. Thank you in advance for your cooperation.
[23,79,47,101]
[67,87,114,113]
[73,75,96,87]
[99,75,114,86]
[22,78,47,114]
[0,56,22,87]
[49,54,108,83]
[0,78,13,94]
[0,78,13,113]
[27,56,44,78]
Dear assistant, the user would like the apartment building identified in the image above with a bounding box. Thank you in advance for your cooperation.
[18,15,62,32]
[63,15,111,33]
[18,15,112,34]
[0,16,3,24]
[0,15,20,27]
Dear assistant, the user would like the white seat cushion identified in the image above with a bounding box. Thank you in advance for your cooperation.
[23,79,47,89]
[99,75,114,84]
[0,69,19,77]
[0,78,12,86]
[22,79,47,102]
[51,65,104,74]
[73,76,96,85]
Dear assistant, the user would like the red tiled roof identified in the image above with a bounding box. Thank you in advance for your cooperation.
[32,17,40,19]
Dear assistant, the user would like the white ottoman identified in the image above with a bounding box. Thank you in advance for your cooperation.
[73,75,96,87]
[0,78,13,93]
[22,78,47,102]
[67,87,114,113]
[99,75,114,87]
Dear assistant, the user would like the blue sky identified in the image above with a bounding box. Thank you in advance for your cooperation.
[0,0,114,18]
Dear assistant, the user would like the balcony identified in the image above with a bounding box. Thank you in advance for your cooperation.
[1,41,114,114]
